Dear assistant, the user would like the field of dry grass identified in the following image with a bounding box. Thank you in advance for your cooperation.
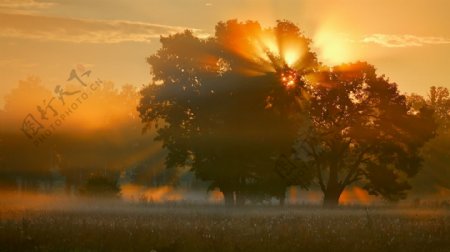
[1,204,449,252]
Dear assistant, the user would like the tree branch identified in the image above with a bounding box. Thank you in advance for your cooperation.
[316,163,326,193]
[340,146,372,191]
[306,140,326,192]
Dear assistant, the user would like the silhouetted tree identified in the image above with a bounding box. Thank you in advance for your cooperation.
[408,86,450,192]
[408,86,450,133]
[293,62,436,207]
[139,20,318,205]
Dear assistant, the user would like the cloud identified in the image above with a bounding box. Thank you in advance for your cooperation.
[0,12,203,43]
[0,0,56,9]
[362,34,450,48]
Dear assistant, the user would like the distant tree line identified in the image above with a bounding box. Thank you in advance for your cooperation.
[0,78,166,197]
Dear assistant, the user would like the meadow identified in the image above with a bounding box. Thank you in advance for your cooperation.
[1,203,449,252]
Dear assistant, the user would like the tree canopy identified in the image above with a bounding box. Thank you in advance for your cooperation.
[293,62,436,206]
[139,20,318,205]
[408,87,450,193]
[139,19,437,206]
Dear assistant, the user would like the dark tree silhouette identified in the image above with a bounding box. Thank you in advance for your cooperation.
[408,86,450,133]
[139,20,318,205]
[408,87,450,192]
[293,62,436,206]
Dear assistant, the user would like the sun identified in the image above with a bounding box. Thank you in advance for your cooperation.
[283,49,300,67]
[259,33,304,69]
[228,23,316,88]
[313,25,353,66]
[258,38,304,88]
[280,68,298,88]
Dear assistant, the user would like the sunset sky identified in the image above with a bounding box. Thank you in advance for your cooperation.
[1,0,450,108]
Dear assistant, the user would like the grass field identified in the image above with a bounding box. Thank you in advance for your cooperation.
[1,204,449,252]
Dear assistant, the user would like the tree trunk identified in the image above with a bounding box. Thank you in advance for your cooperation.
[323,190,341,207]
[323,163,341,208]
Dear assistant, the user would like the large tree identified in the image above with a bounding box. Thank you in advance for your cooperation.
[293,62,436,206]
[139,20,317,205]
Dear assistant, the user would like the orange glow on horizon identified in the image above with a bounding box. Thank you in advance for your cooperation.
[340,187,374,205]
[288,186,298,204]
[121,184,183,203]
[209,188,224,203]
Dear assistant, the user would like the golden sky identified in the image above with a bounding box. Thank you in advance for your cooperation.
[1,0,450,108]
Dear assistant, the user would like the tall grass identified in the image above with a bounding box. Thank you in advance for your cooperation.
[1,205,449,252]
